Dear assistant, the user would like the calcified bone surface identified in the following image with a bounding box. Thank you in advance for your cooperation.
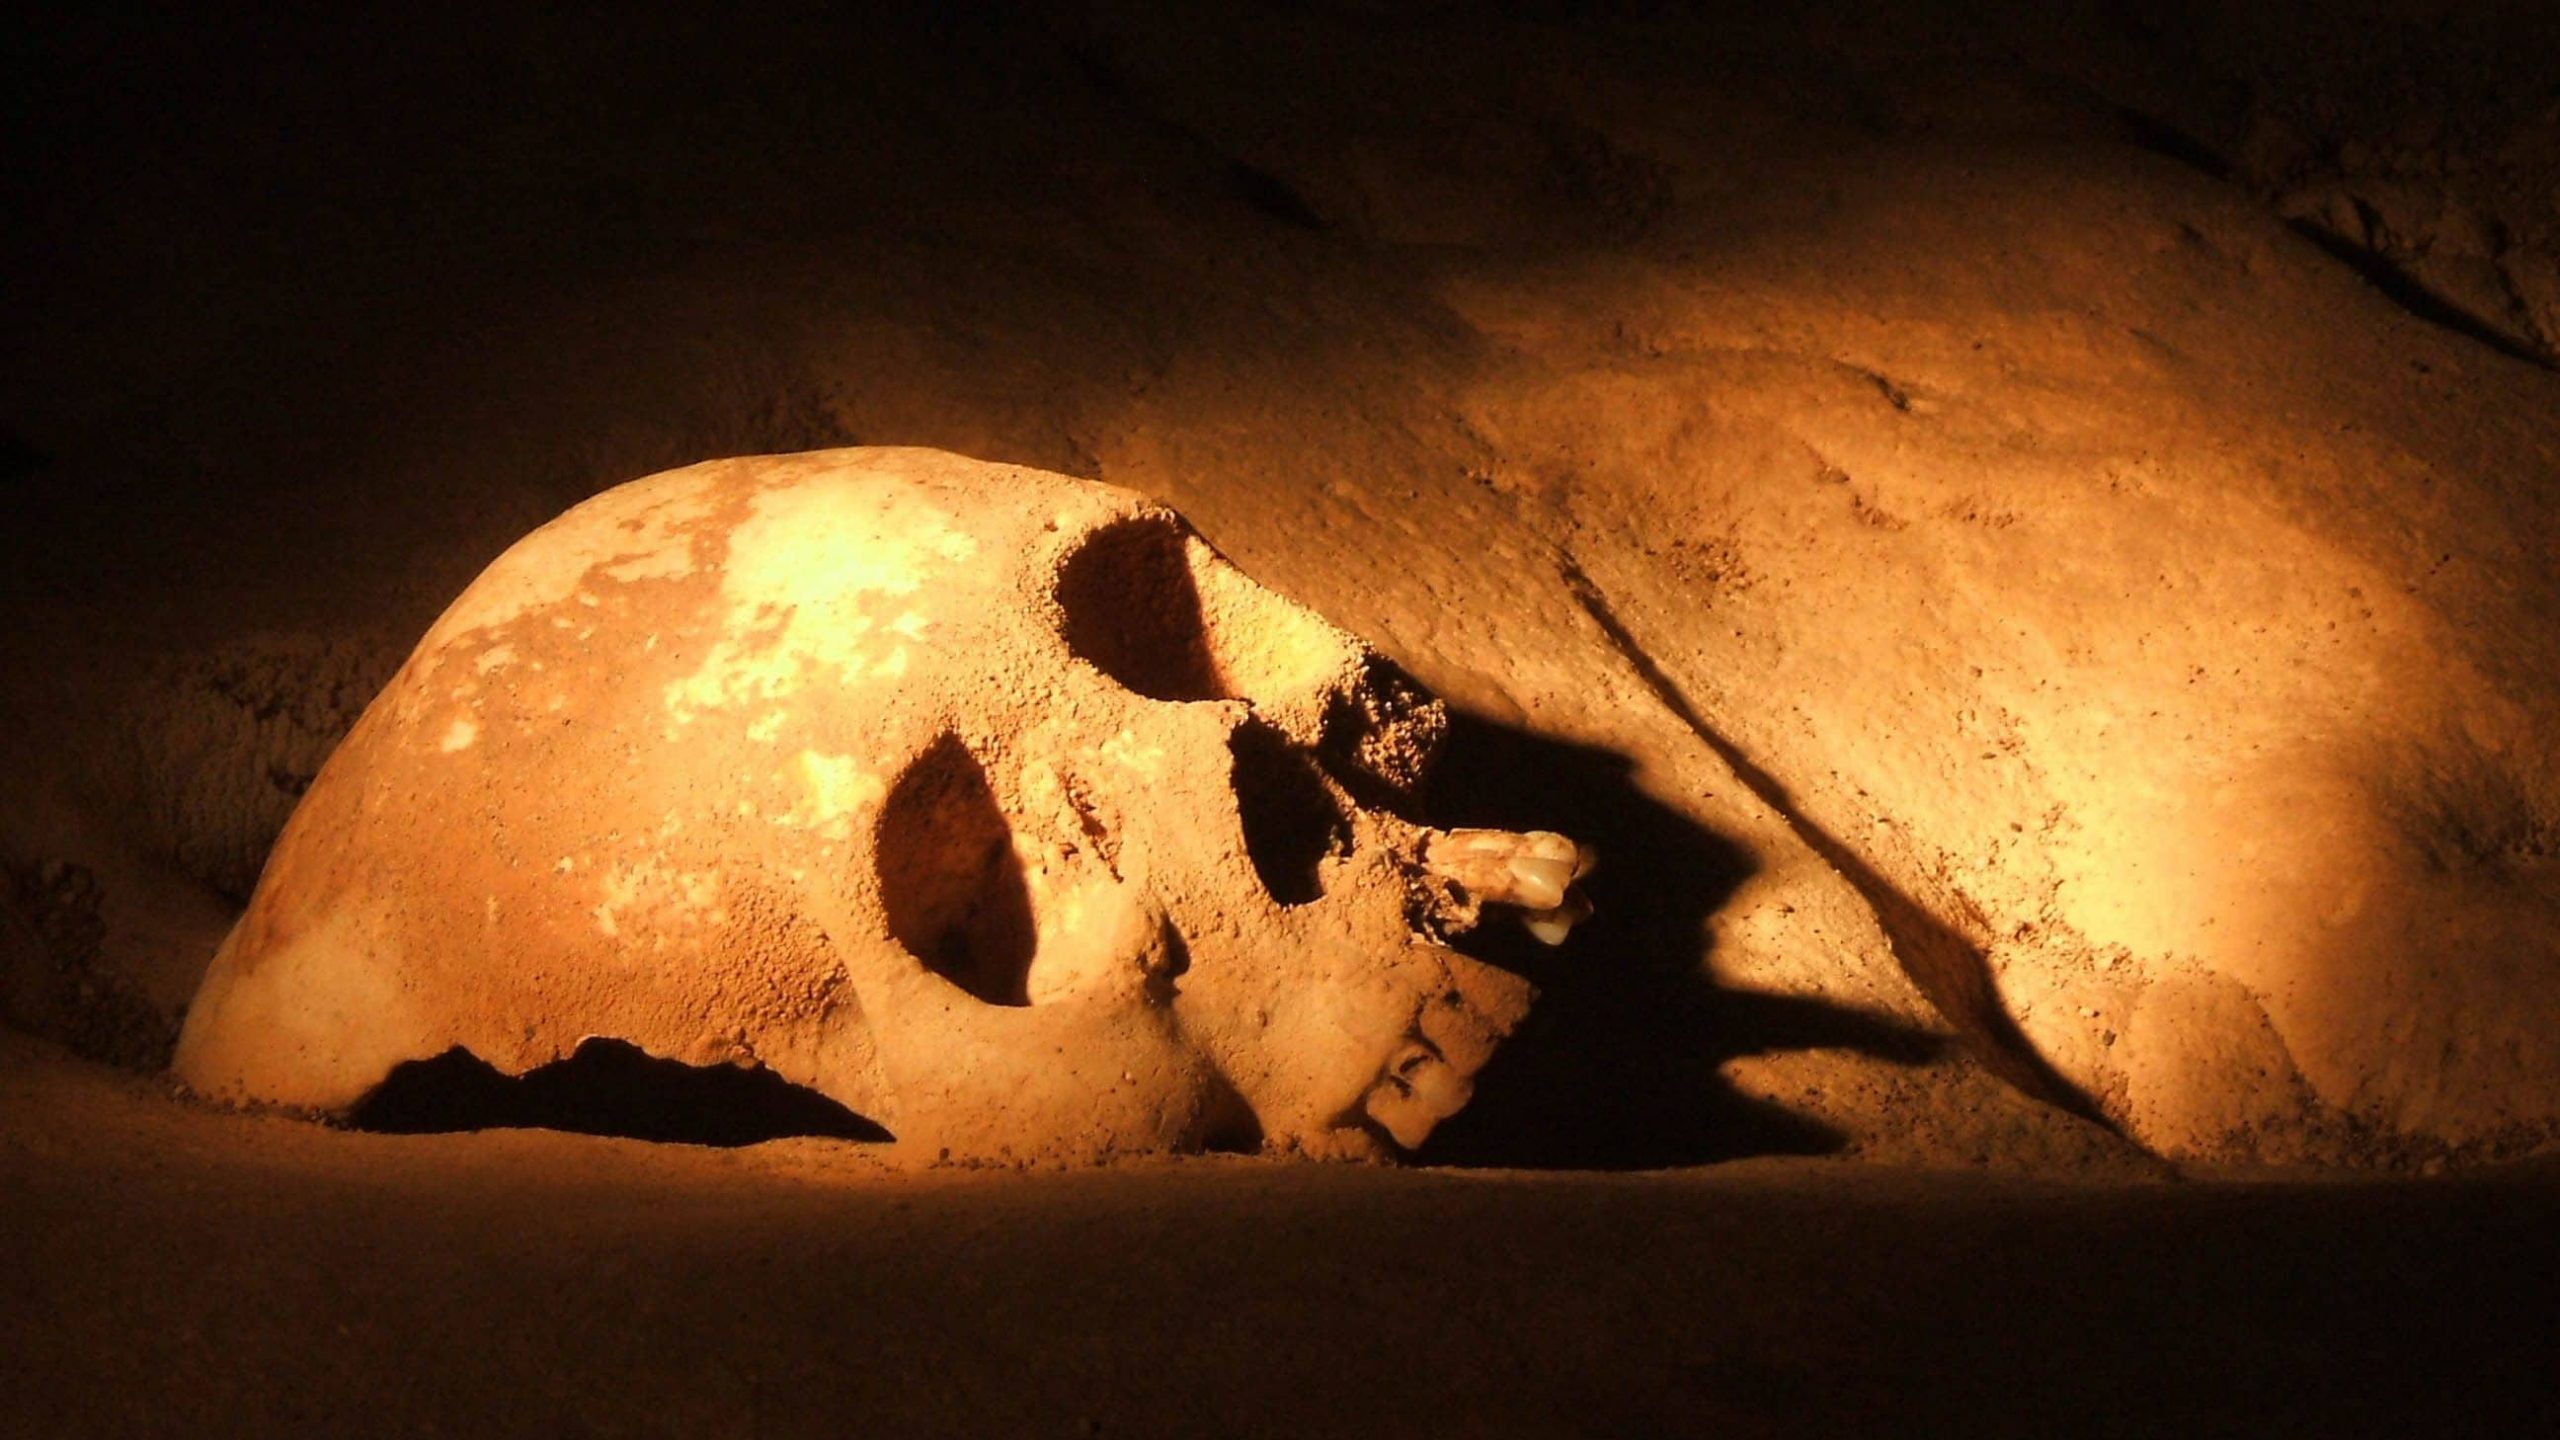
[173,447,1589,1162]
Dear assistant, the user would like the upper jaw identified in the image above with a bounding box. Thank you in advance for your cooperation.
[1414,825,1599,947]
[1347,823,1596,1153]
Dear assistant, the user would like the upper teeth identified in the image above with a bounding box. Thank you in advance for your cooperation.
[1419,827,1596,941]
[1519,891,1594,947]
[1505,854,1574,910]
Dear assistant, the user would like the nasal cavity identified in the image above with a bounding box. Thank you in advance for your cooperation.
[1233,721,1350,907]
[877,733,1038,1005]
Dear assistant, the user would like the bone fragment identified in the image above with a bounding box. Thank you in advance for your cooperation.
[1434,944,1538,1037]
[1417,990,1506,1074]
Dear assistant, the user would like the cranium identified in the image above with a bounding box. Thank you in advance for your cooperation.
[174,448,1592,1162]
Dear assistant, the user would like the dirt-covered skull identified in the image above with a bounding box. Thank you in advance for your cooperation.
[174,448,1593,1162]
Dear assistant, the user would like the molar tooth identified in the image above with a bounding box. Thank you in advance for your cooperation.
[1512,830,1580,863]
[1505,855,1573,910]
[1422,827,1594,913]
[1520,892,1594,947]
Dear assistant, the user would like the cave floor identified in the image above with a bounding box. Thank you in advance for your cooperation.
[5,1034,2552,1439]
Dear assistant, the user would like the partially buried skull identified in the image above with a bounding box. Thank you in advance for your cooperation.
[174,448,1593,1162]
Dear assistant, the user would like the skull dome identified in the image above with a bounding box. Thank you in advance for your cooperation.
[173,448,1592,1162]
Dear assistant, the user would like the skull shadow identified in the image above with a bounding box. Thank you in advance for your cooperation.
[1413,709,1946,1169]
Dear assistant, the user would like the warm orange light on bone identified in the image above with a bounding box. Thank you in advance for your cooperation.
[175,448,1589,1162]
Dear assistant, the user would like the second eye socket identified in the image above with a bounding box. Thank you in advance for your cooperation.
[1051,514,1358,706]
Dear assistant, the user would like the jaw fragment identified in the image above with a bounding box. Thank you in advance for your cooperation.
[1419,826,1598,942]
[1354,944,1537,1151]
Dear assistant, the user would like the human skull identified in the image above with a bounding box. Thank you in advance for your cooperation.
[174,448,1593,1162]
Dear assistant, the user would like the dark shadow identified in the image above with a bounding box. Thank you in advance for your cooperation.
[2289,219,2557,371]
[348,1038,892,1147]
[1225,159,1328,231]
[2107,102,2233,180]
[1552,558,2118,1133]
[0,427,47,487]
[1414,710,1948,1170]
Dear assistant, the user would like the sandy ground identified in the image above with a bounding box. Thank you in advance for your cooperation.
[9,3,2560,1431]
[7,1030,2556,1438]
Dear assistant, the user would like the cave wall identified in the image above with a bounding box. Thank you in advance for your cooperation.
[7,1,2560,1167]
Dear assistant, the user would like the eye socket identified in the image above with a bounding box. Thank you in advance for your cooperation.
[875,734,1036,1006]
[1053,515,1353,704]
[1232,720,1351,907]
[1054,515,1229,701]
